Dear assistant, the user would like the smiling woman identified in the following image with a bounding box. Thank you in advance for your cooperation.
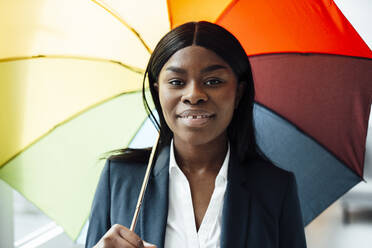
[85,21,307,248]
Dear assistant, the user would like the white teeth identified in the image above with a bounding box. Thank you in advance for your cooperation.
[180,115,210,119]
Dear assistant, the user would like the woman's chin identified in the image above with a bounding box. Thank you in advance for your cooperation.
[173,131,226,147]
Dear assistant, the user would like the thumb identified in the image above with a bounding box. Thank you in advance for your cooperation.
[143,241,157,248]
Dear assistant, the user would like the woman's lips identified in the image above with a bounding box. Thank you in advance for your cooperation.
[177,113,215,127]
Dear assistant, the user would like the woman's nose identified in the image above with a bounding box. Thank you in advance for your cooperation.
[181,82,208,105]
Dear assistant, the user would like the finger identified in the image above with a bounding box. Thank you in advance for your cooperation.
[114,224,144,248]
[143,241,157,248]
[98,227,137,248]
[100,235,136,248]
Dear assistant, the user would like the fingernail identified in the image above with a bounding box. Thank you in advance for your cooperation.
[143,241,157,248]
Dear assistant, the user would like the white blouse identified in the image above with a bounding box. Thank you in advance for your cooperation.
[164,140,230,248]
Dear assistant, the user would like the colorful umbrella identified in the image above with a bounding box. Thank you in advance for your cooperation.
[0,0,371,241]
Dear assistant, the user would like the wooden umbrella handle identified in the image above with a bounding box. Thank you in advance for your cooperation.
[130,132,160,231]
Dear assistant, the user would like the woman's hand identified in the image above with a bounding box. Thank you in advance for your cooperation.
[93,224,157,248]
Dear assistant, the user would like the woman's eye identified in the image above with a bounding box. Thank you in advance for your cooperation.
[205,79,222,85]
[169,80,184,86]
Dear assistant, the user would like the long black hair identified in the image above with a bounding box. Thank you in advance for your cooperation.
[109,21,261,164]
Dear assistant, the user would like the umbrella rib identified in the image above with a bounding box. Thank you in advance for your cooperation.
[91,0,153,54]
[166,0,173,29]
[0,89,145,169]
[0,55,145,74]
[215,0,240,23]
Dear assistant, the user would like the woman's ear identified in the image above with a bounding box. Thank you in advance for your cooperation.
[153,82,159,92]
[235,82,245,108]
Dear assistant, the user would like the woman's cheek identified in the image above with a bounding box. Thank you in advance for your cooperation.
[159,92,178,128]
[219,91,237,116]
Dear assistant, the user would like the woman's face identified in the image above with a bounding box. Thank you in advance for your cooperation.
[155,45,243,146]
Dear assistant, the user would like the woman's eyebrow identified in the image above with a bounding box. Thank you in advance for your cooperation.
[201,64,228,74]
[165,66,186,74]
[165,64,228,74]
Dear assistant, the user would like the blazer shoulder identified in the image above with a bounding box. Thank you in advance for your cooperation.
[104,158,147,186]
[248,158,294,184]
[244,158,296,207]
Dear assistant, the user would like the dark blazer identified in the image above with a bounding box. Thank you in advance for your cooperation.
[85,145,307,248]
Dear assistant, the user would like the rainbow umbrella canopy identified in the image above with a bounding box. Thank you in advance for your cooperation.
[1,0,371,241]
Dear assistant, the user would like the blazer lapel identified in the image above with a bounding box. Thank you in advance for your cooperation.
[140,146,170,248]
[220,150,251,248]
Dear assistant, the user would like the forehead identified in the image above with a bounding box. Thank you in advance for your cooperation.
[160,45,231,72]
